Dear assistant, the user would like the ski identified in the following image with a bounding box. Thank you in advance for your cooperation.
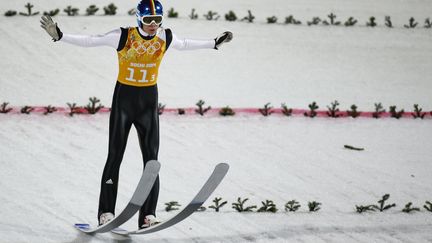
[111,162,229,235]
[74,160,161,234]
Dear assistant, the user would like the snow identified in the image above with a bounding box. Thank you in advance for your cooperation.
[1,0,432,242]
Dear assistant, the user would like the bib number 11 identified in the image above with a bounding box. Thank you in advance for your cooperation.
[125,68,155,83]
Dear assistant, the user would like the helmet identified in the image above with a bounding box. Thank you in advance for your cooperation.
[136,0,163,27]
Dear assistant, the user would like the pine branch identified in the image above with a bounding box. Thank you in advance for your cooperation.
[165,201,181,212]
[195,100,211,116]
[219,106,235,116]
[225,10,237,21]
[158,103,166,115]
[425,18,432,28]
[308,201,321,212]
[347,104,361,118]
[43,9,60,17]
[307,17,321,26]
[267,16,278,24]
[19,3,40,16]
[67,103,82,116]
[167,8,178,18]
[322,13,340,25]
[402,202,420,213]
[385,16,393,28]
[85,97,104,114]
[304,102,319,118]
[232,197,257,212]
[344,17,358,26]
[43,105,57,115]
[189,8,198,20]
[404,17,418,28]
[241,10,255,23]
[285,15,301,25]
[203,11,219,21]
[0,102,13,113]
[177,108,186,115]
[281,103,293,116]
[86,5,99,16]
[372,103,385,118]
[326,100,340,118]
[259,103,273,116]
[366,16,377,27]
[424,201,432,212]
[208,197,228,212]
[63,6,79,16]
[257,200,278,213]
[285,200,301,212]
[356,205,376,213]
[373,194,396,212]
[412,104,426,119]
[103,3,117,15]
[5,10,17,17]
[21,106,34,114]
[389,106,404,119]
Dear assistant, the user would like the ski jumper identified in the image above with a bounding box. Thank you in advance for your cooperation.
[61,27,214,227]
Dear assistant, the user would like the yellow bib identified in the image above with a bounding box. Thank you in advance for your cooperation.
[117,28,166,87]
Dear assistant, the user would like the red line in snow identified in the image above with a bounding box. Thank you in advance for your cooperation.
[0,106,430,119]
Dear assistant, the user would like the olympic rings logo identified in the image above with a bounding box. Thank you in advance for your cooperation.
[131,40,161,55]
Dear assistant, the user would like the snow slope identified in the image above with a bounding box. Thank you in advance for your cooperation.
[1,0,432,242]
[1,0,431,109]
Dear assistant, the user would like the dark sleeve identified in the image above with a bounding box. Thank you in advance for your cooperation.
[117,27,129,51]
[165,28,173,52]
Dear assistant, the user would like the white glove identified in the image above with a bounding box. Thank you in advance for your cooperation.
[40,15,63,41]
[214,31,233,50]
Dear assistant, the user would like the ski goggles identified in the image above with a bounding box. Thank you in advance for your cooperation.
[141,15,163,25]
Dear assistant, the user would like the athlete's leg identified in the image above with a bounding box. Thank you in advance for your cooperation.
[133,85,160,227]
[97,83,133,222]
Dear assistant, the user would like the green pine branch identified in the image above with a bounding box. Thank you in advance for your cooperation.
[165,201,181,212]
[195,100,211,116]
[232,197,257,212]
[0,102,13,113]
[259,103,273,116]
[85,97,104,114]
[412,104,426,119]
[285,200,301,212]
[356,205,376,213]
[402,202,420,213]
[21,106,34,114]
[44,105,57,115]
[19,3,40,16]
[158,103,166,115]
[327,100,340,118]
[257,200,278,213]
[208,197,228,212]
[372,103,385,118]
[373,194,396,212]
[423,201,432,212]
[389,106,404,119]
[308,201,321,212]
[219,106,235,116]
[304,102,319,118]
[281,103,293,116]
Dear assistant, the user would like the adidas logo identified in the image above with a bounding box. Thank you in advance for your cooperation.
[105,179,114,185]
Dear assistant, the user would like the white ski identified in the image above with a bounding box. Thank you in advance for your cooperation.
[111,163,229,235]
[74,160,161,234]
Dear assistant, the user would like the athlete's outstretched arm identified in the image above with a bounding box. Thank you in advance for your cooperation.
[60,30,121,49]
[40,16,120,49]
[171,31,233,51]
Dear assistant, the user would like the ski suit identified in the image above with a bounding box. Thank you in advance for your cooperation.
[60,26,215,226]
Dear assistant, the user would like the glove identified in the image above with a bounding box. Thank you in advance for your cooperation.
[40,15,63,41]
[214,31,233,50]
